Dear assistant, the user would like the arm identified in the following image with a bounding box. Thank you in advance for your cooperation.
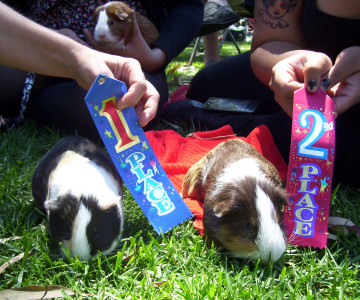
[85,0,204,72]
[151,0,204,65]
[250,0,307,85]
[0,2,159,126]
[250,0,333,115]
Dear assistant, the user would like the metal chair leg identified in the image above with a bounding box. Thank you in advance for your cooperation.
[188,37,201,66]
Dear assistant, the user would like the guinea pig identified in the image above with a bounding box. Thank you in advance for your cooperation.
[32,136,124,260]
[93,1,159,50]
[181,139,288,263]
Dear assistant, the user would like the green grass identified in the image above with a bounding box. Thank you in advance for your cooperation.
[1,41,360,299]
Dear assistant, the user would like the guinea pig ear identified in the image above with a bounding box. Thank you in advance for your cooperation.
[115,10,129,21]
[213,201,232,218]
[181,158,206,200]
[44,199,60,211]
[276,187,289,207]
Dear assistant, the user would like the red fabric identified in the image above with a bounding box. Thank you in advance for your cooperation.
[145,125,288,235]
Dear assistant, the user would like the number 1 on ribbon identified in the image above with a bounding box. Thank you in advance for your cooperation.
[99,96,140,153]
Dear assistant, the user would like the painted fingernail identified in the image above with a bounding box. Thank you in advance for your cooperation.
[307,80,318,92]
[320,79,331,90]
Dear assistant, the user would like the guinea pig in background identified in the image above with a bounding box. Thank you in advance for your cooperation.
[93,1,159,50]
[32,136,124,260]
[182,139,288,263]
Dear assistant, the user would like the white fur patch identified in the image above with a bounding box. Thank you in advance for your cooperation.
[49,151,121,209]
[210,158,265,197]
[254,186,286,262]
[221,158,264,182]
[63,203,91,260]
[94,10,118,43]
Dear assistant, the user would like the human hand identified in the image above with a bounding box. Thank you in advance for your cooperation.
[325,46,360,116]
[57,28,88,46]
[269,51,332,116]
[73,47,159,127]
[84,12,166,72]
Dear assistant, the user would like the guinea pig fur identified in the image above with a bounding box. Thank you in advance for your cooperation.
[93,1,159,49]
[32,136,124,260]
[182,139,288,263]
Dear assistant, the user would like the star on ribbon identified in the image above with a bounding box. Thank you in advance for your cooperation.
[105,129,113,139]
[142,141,149,150]
[149,160,159,175]
[320,176,328,192]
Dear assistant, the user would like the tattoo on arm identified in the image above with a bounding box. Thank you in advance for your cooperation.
[258,0,299,29]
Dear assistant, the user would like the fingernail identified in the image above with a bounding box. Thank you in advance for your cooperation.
[307,80,318,92]
[320,78,331,90]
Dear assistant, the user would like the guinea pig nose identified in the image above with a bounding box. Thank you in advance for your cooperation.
[97,34,106,39]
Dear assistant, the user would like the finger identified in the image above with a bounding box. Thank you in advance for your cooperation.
[303,52,332,93]
[333,95,355,116]
[270,61,303,116]
[137,93,159,127]
[328,46,360,89]
[117,81,147,110]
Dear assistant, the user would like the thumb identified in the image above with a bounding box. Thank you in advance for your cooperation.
[327,47,360,89]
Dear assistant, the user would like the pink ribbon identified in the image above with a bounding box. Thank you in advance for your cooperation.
[284,87,336,248]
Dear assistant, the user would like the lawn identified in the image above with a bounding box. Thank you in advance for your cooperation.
[1,40,360,299]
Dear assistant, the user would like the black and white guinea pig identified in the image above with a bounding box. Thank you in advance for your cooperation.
[93,1,159,50]
[32,136,124,260]
[182,139,288,263]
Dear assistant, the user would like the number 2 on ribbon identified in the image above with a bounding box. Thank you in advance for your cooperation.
[297,109,328,160]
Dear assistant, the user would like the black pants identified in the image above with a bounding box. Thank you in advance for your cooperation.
[187,51,360,187]
[24,70,168,141]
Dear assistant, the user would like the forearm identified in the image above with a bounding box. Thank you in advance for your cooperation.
[0,2,84,80]
[250,41,307,85]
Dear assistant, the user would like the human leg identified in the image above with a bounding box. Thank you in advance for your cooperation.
[0,66,69,128]
[203,31,220,65]
[25,70,168,141]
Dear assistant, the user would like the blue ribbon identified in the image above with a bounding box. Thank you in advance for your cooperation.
[85,74,193,234]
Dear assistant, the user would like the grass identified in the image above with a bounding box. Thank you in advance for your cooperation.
[1,41,360,299]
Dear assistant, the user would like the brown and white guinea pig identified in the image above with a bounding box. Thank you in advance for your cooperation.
[32,136,124,260]
[181,139,288,263]
[92,1,159,50]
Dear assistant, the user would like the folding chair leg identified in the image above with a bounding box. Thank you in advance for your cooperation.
[188,37,201,67]
[228,30,241,54]
[220,28,241,54]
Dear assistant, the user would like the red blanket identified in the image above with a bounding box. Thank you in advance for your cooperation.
[145,125,287,235]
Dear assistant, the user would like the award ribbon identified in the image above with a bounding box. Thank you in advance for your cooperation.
[284,87,336,248]
[85,74,193,234]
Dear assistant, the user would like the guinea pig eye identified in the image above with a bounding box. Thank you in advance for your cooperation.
[245,223,254,232]
[108,19,114,26]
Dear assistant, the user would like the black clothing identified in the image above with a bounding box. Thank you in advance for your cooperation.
[301,0,360,62]
[149,0,204,65]
[173,1,360,187]
[0,0,203,137]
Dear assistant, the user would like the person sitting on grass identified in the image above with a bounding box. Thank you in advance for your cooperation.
[0,0,203,141]
[162,0,360,188]
[0,2,159,130]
